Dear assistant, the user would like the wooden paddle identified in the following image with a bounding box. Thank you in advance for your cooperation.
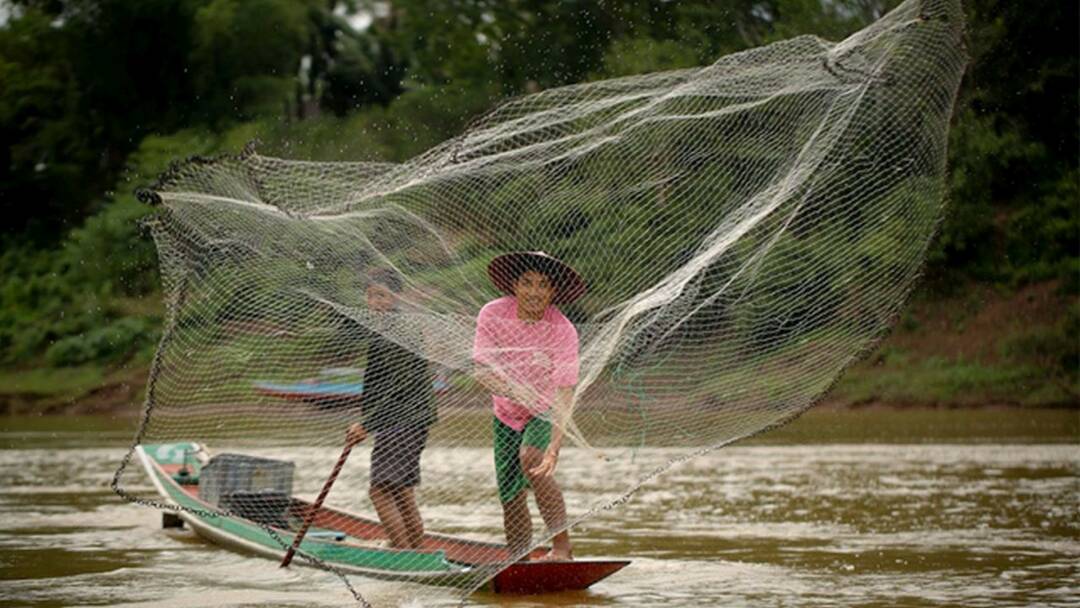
[280,425,366,568]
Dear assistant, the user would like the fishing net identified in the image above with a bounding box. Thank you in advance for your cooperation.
[114,0,966,604]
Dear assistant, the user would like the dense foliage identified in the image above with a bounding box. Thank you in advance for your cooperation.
[0,0,1075,385]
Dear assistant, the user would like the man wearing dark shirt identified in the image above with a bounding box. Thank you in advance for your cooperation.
[347,268,436,549]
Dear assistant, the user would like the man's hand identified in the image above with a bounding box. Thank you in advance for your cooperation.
[345,423,367,447]
[529,443,560,477]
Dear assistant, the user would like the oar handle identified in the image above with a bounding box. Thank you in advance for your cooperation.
[280,432,360,568]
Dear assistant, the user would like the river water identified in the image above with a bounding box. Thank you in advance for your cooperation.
[1,409,1077,607]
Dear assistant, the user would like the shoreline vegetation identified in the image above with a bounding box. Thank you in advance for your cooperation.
[1,2,1075,419]
[2,279,1074,417]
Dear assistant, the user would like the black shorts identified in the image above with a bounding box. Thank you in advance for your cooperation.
[370,425,429,489]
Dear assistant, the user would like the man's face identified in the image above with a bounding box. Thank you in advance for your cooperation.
[366,283,397,312]
[512,270,555,319]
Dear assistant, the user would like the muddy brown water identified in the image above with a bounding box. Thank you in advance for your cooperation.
[1,409,1077,607]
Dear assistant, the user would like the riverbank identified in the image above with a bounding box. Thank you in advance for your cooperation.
[825,281,1077,409]
[1,281,1075,417]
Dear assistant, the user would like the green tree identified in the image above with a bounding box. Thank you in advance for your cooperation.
[0,8,90,241]
[189,0,315,119]
[929,0,1078,287]
[309,6,406,116]
[1,0,207,242]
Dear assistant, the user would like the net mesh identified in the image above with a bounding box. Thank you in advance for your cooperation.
[114,0,967,603]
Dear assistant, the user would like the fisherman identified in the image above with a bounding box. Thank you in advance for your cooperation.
[346,267,437,549]
[472,251,586,561]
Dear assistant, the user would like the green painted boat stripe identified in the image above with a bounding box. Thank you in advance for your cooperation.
[143,443,202,467]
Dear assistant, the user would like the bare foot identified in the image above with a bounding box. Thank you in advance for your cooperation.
[534,548,573,562]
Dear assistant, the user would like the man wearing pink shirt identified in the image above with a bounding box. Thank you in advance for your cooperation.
[472,251,586,562]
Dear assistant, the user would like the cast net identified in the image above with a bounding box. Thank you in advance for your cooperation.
[114,0,966,604]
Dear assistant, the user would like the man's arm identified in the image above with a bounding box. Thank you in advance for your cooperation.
[529,386,574,477]
[530,317,580,477]
[473,363,540,405]
[473,363,512,396]
[472,306,514,397]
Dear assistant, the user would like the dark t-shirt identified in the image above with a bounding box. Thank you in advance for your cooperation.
[362,320,436,433]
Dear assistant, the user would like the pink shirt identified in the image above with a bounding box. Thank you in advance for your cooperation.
[472,296,580,431]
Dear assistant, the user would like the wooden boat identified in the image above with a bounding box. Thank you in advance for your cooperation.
[253,368,448,408]
[136,442,629,594]
[252,379,366,406]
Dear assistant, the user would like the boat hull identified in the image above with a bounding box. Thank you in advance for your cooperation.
[136,442,629,593]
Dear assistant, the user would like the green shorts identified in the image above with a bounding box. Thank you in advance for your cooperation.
[493,416,552,504]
